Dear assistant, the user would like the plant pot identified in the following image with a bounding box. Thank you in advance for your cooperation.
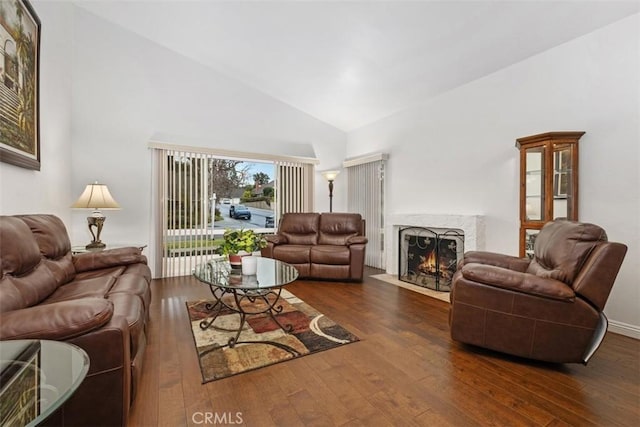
[228,254,243,268]
[241,256,258,275]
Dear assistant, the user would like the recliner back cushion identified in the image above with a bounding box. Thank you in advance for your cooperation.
[0,216,58,312]
[18,215,76,286]
[318,213,362,245]
[527,220,607,286]
[279,213,320,245]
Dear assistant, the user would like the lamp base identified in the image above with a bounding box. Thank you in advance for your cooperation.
[86,241,106,250]
[86,215,107,250]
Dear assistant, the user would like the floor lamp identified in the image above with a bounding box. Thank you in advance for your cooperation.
[321,170,340,213]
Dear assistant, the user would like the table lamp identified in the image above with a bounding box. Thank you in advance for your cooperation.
[71,182,120,249]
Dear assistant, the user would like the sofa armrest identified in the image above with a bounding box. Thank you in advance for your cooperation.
[0,298,114,340]
[265,234,288,245]
[462,251,530,272]
[346,235,368,245]
[73,247,147,273]
[461,263,575,302]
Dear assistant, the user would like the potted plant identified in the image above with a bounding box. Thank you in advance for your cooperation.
[217,229,267,267]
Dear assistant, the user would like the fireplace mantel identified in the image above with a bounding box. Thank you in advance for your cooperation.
[386,213,485,275]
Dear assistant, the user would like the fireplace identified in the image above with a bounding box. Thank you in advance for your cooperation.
[398,227,464,292]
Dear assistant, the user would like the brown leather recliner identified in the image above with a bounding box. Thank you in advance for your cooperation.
[261,212,367,281]
[0,214,151,425]
[449,220,627,364]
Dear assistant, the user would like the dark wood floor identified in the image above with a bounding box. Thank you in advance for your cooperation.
[129,267,640,426]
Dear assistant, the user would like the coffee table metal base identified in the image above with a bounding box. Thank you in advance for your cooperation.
[199,285,293,348]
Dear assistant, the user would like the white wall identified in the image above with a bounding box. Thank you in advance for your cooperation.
[0,1,73,221]
[70,8,346,271]
[347,14,640,336]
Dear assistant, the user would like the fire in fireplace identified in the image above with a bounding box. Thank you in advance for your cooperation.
[398,226,464,292]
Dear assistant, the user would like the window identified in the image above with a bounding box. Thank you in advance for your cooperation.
[151,144,315,277]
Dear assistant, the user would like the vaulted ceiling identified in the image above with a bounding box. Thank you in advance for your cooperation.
[76,1,639,132]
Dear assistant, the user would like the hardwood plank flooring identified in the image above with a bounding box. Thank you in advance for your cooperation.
[129,268,640,426]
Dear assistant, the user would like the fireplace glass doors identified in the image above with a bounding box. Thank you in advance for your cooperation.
[398,227,464,292]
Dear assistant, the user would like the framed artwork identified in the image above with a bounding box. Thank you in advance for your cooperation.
[0,341,41,426]
[0,0,41,170]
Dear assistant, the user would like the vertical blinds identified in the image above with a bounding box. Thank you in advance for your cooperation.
[276,161,314,216]
[345,156,386,269]
[155,148,212,278]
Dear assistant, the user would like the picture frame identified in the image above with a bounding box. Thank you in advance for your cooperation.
[0,341,41,426]
[0,0,41,170]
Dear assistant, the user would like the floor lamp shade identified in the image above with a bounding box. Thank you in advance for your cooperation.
[72,182,120,249]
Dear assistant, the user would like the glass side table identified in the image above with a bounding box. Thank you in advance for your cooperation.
[71,243,147,254]
[0,340,89,426]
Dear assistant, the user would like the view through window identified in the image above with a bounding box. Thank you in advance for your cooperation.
[167,155,276,235]
[212,160,276,232]
[154,146,314,277]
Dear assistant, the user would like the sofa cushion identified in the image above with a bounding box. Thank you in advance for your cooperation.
[0,264,58,312]
[0,216,42,278]
[272,245,311,264]
[18,215,77,286]
[527,220,607,286]
[279,213,320,245]
[122,263,152,284]
[0,298,113,340]
[318,213,362,245]
[110,273,152,311]
[17,214,72,259]
[43,276,117,304]
[310,245,351,265]
[74,266,126,281]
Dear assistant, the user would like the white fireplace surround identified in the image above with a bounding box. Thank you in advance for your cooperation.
[386,213,486,275]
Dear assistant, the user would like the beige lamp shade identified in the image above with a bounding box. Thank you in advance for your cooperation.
[71,182,121,210]
[321,170,340,182]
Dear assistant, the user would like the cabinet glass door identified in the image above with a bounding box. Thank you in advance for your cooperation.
[553,144,573,219]
[525,147,545,221]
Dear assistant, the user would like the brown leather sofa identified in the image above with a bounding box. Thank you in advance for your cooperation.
[261,212,367,281]
[449,220,627,364]
[0,214,151,426]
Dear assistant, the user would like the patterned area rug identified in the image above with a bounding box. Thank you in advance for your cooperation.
[186,290,359,383]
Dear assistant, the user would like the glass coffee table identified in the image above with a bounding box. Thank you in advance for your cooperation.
[0,340,89,426]
[192,257,299,348]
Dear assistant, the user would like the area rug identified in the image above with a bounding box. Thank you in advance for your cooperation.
[186,289,359,383]
[371,273,451,303]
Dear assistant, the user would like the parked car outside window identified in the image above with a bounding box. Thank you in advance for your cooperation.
[231,205,251,220]
[220,198,231,204]
[265,215,275,228]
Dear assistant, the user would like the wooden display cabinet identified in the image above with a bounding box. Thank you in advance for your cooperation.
[516,131,584,257]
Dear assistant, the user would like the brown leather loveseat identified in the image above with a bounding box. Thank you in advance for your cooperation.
[0,214,151,425]
[449,220,627,364]
[261,212,367,281]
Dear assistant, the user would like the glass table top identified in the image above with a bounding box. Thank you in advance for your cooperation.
[0,339,89,427]
[193,257,299,290]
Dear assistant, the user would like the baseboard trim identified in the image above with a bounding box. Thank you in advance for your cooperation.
[608,320,640,339]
